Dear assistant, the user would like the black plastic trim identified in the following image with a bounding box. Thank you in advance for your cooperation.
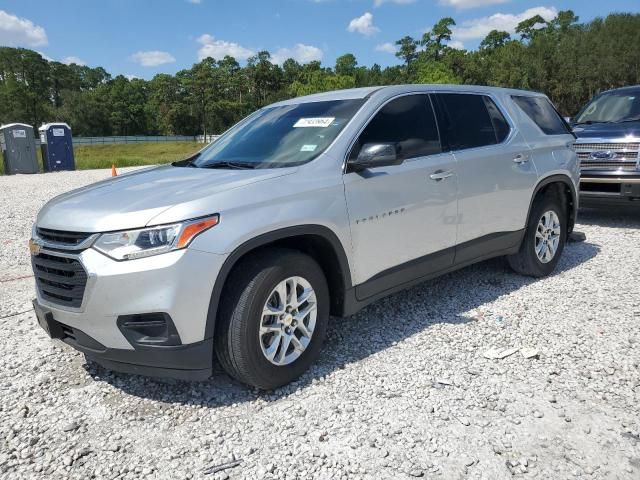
[356,247,454,300]
[34,299,212,380]
[204,225,353,338]
[117,312,182,347]
[529,174,578,234]
[351,229,523,307]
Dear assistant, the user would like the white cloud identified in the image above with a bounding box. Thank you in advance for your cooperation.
[186,0,202,3]
[347,12,380,37]
[125,74,141,80]
[0,10,47,47]
[452,6,557,41]
[374,0,416,6]
[375,42,397,54]
[197,34,255,61]
[130,50,176,67]
[62,56,86,66]
[448,40,465,50]
[271,44,323,65]
[438,0,509,9]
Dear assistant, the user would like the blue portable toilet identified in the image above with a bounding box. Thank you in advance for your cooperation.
[39,123,75,171]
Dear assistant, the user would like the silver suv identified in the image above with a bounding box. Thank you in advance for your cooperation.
[31,85,579,389]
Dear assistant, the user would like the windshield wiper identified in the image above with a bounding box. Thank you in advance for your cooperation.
[172,152,200,167]
[614,115,640,124]
[573,120,610,126]
[201,161,256,170]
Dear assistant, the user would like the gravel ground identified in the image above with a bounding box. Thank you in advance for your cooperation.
[1,169,639,480]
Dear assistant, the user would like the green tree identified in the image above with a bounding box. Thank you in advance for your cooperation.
[395,36,419,66]
[421,17,456,60]
[516,15,548,41]
[479,30,511,50]
[335,54,357,77]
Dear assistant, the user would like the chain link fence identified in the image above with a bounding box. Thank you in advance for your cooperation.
[29,135,221,146]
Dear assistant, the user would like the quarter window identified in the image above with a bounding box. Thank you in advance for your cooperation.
[511,95,572,135]
[434,93,503,150]
[351,94,441,161]
[483,96,511,143]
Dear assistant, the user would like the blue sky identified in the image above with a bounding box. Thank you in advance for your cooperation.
[1,0,639,79]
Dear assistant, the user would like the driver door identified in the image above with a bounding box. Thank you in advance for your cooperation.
[342,94,458,299]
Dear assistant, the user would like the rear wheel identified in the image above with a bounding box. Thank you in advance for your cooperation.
[215,249,329,389]
[508,192,567,277]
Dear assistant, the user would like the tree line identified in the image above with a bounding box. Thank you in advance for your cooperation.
[1,11,639,137]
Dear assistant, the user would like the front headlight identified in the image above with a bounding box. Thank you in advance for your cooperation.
[93,215,219,261]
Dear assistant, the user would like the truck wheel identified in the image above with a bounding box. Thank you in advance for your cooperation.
[215,249,329,389]
[508,192,567,277]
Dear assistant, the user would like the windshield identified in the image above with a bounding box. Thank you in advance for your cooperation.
[574,89,640,124]
[192,99,365,169]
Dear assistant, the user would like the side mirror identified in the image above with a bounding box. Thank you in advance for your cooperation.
[347,143,402,173]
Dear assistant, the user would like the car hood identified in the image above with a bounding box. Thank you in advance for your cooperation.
[36,165,295,232]
[572,121,640,140]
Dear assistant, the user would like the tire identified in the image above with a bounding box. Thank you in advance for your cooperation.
[508,191,567,277]
[214,248,330,390]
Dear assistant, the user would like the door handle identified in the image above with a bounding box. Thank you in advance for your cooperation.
[429,170,453,181]
[513,154,529,164]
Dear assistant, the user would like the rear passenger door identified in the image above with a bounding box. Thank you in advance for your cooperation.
[432,93,537,258]
[343,94,458,294]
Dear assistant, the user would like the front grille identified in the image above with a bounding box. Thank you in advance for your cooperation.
[32,252,87,308]
[575,142,640,151]
[580,162,638,171]
[574,142,639,172]
[577,151,638,160]
[36,228,92,247]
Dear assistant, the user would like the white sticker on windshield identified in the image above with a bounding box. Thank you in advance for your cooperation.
[294,117,335,128]
[300,144,317,152]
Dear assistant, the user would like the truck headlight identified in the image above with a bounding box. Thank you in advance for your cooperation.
[93,215,219,261]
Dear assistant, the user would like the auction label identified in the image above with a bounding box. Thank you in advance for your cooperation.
[293,117,335,128]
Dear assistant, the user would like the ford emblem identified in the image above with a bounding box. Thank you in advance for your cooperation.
[590,150,616,160]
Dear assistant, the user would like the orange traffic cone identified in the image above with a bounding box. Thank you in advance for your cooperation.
[111,164,118,177]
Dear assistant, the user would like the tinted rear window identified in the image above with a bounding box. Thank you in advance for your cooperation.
[434,93,501,150]
[511,95,572,135]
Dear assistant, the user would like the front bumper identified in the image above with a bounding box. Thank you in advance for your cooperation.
[579,171,640,204]
[32,246,226,380]
[34,299,213,380]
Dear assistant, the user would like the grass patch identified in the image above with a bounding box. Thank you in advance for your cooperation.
[1,142,201,175]
[74,142,201,170]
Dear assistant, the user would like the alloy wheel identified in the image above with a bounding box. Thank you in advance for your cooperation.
[535,210,561,264]
[259,276,317,366]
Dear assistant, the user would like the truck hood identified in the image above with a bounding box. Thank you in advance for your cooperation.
[37,165,295,232]
[572,120,640,140]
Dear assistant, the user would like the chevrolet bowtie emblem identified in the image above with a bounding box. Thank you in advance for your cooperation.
[29,238,42,256]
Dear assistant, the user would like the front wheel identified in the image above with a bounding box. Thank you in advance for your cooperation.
[508,193,567,277]
[215,249,329,389]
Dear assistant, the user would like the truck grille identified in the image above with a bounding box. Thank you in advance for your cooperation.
[32,253,88,308]
[36,228,93,247]
[575,142,639,171]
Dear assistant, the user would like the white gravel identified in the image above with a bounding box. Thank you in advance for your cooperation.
[1,169,639,480]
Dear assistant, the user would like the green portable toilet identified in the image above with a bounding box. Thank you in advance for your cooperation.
[0,123,39,174]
